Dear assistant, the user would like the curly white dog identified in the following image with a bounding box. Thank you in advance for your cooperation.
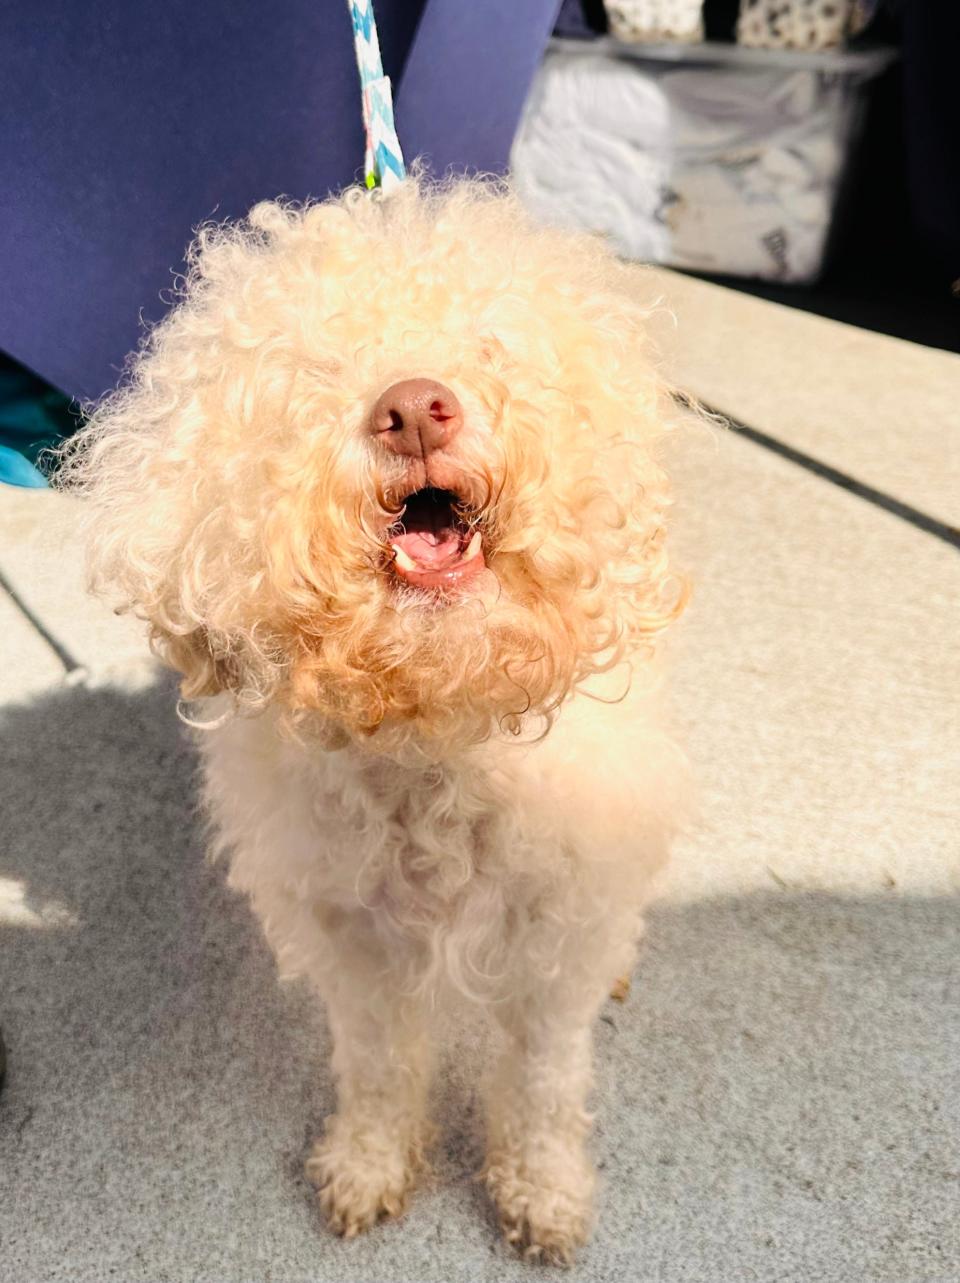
[64,177,687,1264]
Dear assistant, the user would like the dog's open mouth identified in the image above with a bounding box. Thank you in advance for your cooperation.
[388,487,485,590]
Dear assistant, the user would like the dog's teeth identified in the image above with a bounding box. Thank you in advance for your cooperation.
[464,531,482,561]
[391,544,418,572]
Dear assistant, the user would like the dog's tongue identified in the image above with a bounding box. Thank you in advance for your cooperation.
[393,493,464,568]
[392,526,463,568]
[390,490,485,587]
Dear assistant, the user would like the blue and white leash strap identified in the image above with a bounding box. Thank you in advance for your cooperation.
[347,0,406,190]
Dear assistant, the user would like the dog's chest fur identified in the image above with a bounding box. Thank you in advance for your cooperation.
[201,708,571,990]
[199,683,669,996]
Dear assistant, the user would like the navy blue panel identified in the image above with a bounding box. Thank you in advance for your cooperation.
[395,0,562,177]
[0,1,559,402]
[0,1,425,402]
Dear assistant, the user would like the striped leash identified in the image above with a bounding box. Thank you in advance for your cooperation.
[346,0,406,190]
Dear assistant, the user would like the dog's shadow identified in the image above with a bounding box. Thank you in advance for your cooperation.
[0,674,506,1269]
[0,675,331,1157]
[2,675,959,1282]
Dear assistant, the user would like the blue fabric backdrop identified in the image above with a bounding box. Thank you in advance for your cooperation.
[0,0,560,404]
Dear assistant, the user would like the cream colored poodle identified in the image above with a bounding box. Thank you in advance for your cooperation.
[63,177,687,1264]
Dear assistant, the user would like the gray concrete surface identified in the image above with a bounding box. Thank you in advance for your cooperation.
[1,275,958,1281]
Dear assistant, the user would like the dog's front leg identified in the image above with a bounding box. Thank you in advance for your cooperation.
[484,965,613,1265]
[305,921,432,1237]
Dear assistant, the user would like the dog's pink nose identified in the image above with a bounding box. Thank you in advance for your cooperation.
[370,379,462,458]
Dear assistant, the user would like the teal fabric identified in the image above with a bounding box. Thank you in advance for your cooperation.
[0,353,79,488]
[0,445,49,488]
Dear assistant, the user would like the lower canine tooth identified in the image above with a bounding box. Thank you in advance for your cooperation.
[464,531,482,561]
[391,545,418,572]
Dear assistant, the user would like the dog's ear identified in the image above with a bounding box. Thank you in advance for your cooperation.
[56,201,355,714]
[560,264,689,653]
[52,201,309,703]
[57,350,242,700]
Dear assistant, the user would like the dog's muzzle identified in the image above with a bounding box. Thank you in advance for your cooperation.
[371,380,486,592]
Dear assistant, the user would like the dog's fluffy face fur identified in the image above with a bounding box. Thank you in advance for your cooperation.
[67,179,680,750]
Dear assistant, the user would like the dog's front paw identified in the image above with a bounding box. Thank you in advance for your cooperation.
[306,1119,423,1237]
[484,1148,595,1266]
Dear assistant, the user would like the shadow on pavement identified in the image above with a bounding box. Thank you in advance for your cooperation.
[1,678,957,1282]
